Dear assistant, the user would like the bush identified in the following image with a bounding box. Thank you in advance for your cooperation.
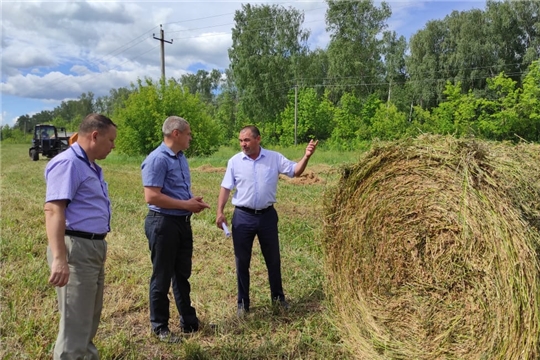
[114,78,222,157]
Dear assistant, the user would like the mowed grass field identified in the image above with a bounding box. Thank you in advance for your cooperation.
[1,143,362,360]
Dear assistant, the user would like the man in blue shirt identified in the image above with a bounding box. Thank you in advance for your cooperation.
[44,113,117,360]
[216,125,318,317]
[141,116,210,342]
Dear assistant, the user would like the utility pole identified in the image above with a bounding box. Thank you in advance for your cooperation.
[387,80,391,108]
[153,24,173,81]
[294,84,298,146]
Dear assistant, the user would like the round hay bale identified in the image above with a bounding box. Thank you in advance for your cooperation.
[323,135,540,359]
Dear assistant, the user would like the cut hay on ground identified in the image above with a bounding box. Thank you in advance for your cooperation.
[323,135,540,359]
[195,164,226,173]
[280,170,324,185]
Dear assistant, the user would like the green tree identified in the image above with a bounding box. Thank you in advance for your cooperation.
[51,116,70,131]
[518,61,540,141]
[213,69,239,143]
[179,69,222,104]
[479,61,540,141]
[278,87,334,146]
[486,0,540,77]
[0,127,26,143]
[382,31,409,112]
[228,4,310,124]
[410,105,435,135]
[329,92,363,149]
[325,0,391,101]
[382,31,407,84]
[408,1,540,110]
[215,93,238,143]
[430,82,478,137]
[50,92,95,128]
[370,103,409,140]
[316,90,337,141]
[407,10,495,108]
[358,93,383,140]
[14,114,32,133]
[29,110,55,131]
[478,74,520,140]
[1,124,13,141]
[114,78,222,157]
[94,88,133,118]
[295,49,329,98]
[447,10,494,91]
[77,92,95,119]
[407,19,449,108]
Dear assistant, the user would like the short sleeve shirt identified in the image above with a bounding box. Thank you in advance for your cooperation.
[141,142,193,216]
[44,143,111,234]
[221,147,296,210]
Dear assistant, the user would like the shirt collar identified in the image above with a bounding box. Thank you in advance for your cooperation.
[70,142,101,173]
[242,146,266,161]
[71,143,90,164]
[159,142,184,158]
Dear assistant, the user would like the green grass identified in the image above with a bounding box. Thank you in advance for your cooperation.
[0,143,360,360]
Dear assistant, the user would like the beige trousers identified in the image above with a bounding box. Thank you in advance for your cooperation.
[47,236,107,360]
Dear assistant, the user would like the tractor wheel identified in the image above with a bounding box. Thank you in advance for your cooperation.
[30,149,39,161]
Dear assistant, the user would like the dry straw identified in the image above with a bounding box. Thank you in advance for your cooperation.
[323,135,540,359]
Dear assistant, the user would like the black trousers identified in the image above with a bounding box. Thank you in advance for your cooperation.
[231,206,285,310]
[145,211,198,333]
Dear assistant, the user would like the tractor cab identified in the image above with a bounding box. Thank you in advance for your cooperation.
[36,125,56,152]
[29,124,71,161]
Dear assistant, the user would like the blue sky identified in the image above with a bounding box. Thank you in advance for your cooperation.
[1,0,485,127]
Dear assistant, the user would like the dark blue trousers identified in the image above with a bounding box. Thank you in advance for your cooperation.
[144,211,198,333]
[231,207,285,310]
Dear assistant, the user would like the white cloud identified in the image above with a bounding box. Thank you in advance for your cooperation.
[1,0,483,124]
[1,1,245,106]
[70,65,91,76]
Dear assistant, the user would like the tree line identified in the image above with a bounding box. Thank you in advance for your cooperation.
[3,0,539,155]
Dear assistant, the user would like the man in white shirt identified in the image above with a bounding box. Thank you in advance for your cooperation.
[216,125,318,316]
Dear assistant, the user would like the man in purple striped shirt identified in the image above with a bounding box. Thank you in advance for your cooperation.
[44,113,117,360]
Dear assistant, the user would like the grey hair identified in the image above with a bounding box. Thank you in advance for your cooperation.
[162,116,189,136]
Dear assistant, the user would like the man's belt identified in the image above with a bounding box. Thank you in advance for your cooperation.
[65,230,107,240]
[236,205,273,215]
[148,210,191,222]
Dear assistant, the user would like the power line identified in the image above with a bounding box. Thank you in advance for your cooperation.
[19,7,324,97]
[229,69,530,105]
[169,17,324,42]
[164,12,236,26]
[94,25,160,65]
[9,0,536,120]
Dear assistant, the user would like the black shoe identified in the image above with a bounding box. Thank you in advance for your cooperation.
[154,329,181,343]
[181,321,199,334]
[272,298,290,310]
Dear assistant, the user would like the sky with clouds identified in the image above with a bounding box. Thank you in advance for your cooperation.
[0,0,486,127]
